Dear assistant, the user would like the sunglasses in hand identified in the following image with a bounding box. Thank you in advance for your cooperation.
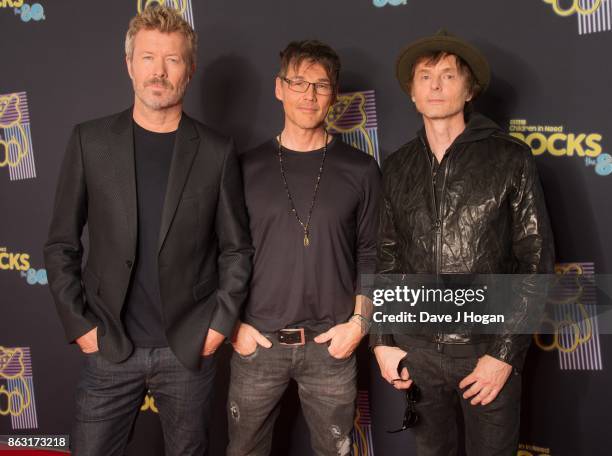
[387,383,421,433]
[388,357,421,433]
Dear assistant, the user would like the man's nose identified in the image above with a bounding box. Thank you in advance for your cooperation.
[430,76,441,90]
[303,82,317,100]
[152,59,167,79]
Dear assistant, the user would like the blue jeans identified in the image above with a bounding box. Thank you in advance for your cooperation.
[227,339,357,456]
[71,347,216,456]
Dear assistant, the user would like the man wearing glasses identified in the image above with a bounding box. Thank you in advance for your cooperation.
[371,30,554,455]
[226,40,381,455]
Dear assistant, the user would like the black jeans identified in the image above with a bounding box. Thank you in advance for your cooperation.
[227,339,357,456]
[398,342,521,456]
[71,347,216,456]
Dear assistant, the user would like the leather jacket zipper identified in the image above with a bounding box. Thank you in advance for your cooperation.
[420,139,437,266]
[437,158,449,273]
[421,137,451,348]
[420,137,449,276]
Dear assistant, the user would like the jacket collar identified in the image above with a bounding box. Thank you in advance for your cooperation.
[417,111,503,150]
[108,107,200,252]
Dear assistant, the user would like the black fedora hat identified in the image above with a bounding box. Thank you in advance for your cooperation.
[396,29,490,97]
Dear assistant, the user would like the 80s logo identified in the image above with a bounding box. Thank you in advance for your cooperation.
[541,0,611,35]
[0,346,39,429]
[0,247,46,286]
[509,119,610,176]
[543,0,601,16]
[0,1,46,23]
[534,262,603,371]
[0,92,37,181]
[326,90,381,163]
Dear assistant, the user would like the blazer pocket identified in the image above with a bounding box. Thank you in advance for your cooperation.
[193,273,218,302]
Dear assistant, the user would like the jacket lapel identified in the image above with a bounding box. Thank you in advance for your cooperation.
[158,114,200,252]
[109,108,137,246]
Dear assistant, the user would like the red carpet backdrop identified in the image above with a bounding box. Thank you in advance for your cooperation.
[1,1,611,455]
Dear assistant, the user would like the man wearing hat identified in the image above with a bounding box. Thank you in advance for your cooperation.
[371,30,555,455]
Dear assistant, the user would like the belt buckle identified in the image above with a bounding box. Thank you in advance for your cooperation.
[278,328,305,346]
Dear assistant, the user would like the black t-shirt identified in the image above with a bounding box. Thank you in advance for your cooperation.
[240,137,381,332]
[123,121,176,347]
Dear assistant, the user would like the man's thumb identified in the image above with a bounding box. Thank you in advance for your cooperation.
[254,331,272,348]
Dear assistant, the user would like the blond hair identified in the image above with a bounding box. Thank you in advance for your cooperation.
[125,4,197,68]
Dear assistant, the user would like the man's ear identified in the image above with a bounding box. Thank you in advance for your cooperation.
[465,85,474,103]
[465,81,474,102]
[275,76,284,102]
[126,55,133,80]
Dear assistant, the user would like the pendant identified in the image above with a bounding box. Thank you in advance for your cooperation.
[303,233,310,247]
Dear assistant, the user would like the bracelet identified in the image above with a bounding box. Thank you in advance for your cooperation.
[349,313,371,333]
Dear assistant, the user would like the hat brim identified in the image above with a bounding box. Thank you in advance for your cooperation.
[396,35,491,97]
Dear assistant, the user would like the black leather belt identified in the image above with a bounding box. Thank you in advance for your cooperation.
[394,335,490,357]
[267,328,321,346]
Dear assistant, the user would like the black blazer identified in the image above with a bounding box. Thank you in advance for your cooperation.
[44,108,253,371]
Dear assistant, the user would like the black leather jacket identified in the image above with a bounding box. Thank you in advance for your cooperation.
[371,113,555,369]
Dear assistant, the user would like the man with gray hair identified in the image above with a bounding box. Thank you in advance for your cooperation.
[44,5,252,455]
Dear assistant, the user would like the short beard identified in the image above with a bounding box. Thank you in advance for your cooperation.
[134,78,188,111]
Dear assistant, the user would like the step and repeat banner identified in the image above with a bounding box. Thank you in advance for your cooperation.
[1,1,611,455]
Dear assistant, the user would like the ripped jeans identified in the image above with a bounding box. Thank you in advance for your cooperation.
[226,337,357,456]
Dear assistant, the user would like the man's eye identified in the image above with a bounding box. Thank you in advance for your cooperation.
[292,80,308,89]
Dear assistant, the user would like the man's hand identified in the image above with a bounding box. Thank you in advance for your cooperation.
[231,322,272,356]
[373,346,411,390]
[459,355,513,406]
[76,327,98,354]
[201,328,226,356]
[314,322,363,359]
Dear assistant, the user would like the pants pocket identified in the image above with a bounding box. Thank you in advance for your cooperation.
[235,344,260,361]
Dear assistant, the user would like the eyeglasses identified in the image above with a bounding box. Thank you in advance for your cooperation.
[280,76,334,96]
[387,384,421,433]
